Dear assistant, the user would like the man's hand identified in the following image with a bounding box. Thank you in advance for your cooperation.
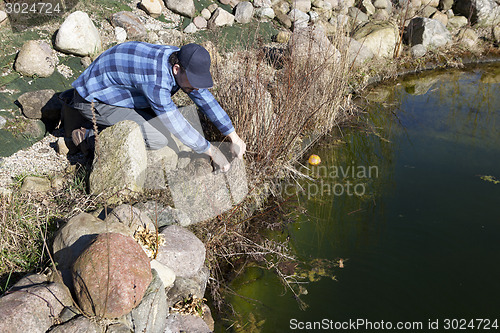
[228,131,246,159]
[206,145,230,173]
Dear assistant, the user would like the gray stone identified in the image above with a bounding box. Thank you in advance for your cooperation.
[156,225,206,278]
[184,22,197,33]
[72,233,152,318]
[374,0,390,9]
[89,120,148,204]
[422,0,439,6]
[139,0,163,18]
[440,0,453,10]
[421,5,438,17]
[431,10,448,26]
[411,43,427,57]
[134,201,192,228]
[17,89,61,121]
[448,15,468,28]
[453,0,500,26]
[292,0,312,12]
[274,8,293,28]
[20,176,51,193]
[126,269,167,333]
[235,1,254,23]
[348,6,369,23]
[405,17,451,49]
[0,116,6,129]
[254,0,272,7]
[112,11,147,40]
[22,119,46,140]
[288,8,310,25]
[457,27,479,48]
[345,37,375,66]
[52,212,133,271]
[193,16,208,28]
[166,266,209,307]
[208,7,235,27]
[0,274,73,333]
[115,26,128,42]
[359,0,376,15]
[494,25,500,44]
[164,313,211,333]
[150,260,176,288]
[201,8,212,19]
[14,40,57,78]
[104,204,156,231]
[106,323,133,333]
[255,7,275,19]
[166,158,232,223]
[55,11,102,57]
[81,56,93,68]
[48,316,100,333]
[352,21,399,58]
[165,0,196,17]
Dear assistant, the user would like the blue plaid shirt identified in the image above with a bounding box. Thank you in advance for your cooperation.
[72,41,234,153]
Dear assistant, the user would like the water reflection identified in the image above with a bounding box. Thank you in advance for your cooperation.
[217,64,500,333]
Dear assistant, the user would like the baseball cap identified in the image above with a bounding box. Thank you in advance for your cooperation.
[178,43,214,89]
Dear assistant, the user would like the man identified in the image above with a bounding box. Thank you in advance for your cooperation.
[70,41,246,172]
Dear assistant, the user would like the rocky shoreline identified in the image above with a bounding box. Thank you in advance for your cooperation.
[0,0,499,332]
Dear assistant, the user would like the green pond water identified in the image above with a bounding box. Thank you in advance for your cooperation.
[217,64,500,332]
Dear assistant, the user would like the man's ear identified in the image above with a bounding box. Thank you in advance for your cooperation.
[172,64,180,75]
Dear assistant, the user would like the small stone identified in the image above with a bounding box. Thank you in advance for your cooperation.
[165,0,196,17]
[201,8,212,19]
[276,30,292,43]
[112,11,147,40]
[255,7,275,20]
[151,259,176,288]
[0,116,6,129]
[411,44,427,57]
[20,176,52,193]
[431,10,448,26]
[56,137,70,155]
[184,22,197,33]
[235,1,254,23]
[80,56,92,68]
[207,7,235,27]
[448,15,468,28]
[193,16,208,28]
[207,3,218,12]
[139,0,163,18]
[115,26,127,42]
[0,10,7,24]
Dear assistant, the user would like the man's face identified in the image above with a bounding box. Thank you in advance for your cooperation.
[173,64,198,94]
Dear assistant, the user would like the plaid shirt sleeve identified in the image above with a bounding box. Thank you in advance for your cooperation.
[144,85,211,154]
[188,89,235,136]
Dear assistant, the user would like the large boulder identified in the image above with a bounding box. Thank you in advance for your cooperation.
[453,0,500,26]
[55,11,102,56]
[156,225,206,278]
[72,233,152,318]
[17,89,61,121]
[165,0,196,17]
[111,11,147,40]
[288,25,340,61]
[344,37,375,66]
[134,200,192,228]
[48,316,101,333]
[104,204,156,232]
[89,120,148,203]
[405,17,451,49]
[14,40,57,77]
[52,212,133,271]
[126,269,168,333]
[144,145,178,190]
[0,274,73,333]
[164,313,212,333]
[352,21,399,58]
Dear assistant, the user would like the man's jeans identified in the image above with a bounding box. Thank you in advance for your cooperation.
[71,89,172,150]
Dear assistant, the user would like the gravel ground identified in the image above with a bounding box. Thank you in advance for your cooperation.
[0,133,84,190]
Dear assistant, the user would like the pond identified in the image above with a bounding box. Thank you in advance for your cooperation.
[216,63,500,332]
